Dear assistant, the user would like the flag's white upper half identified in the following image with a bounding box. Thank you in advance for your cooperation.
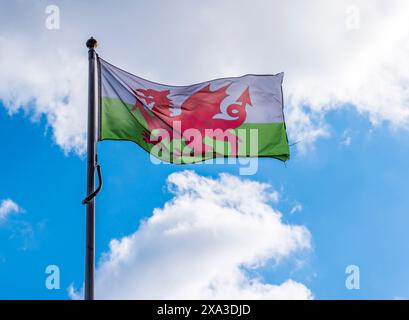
[100,59,285,124]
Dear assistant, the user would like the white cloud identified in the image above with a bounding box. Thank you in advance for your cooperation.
[71,171,312,299]
[1,0,409,154]
[0,199,22,221]
[290,203,303,214]
[0,34,87,155]
[340,129,352,146]
[67,284,82,300]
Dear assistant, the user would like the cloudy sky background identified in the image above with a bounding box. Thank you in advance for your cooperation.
[1,0,409,299]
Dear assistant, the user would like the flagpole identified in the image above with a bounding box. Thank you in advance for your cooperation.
[85,37,98,300]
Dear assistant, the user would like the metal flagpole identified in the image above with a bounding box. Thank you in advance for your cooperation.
[84,37,98,300]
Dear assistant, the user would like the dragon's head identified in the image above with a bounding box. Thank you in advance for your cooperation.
[134,88,172,109]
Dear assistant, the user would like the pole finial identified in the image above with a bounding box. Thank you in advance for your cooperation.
[86,37,98,49]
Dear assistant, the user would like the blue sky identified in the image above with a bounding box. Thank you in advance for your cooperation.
[1,0,409,299]
[2,103,409,299]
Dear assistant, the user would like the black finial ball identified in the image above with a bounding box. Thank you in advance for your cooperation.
[86,37,98,49]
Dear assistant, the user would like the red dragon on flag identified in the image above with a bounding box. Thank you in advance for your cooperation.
[131,84,253,156]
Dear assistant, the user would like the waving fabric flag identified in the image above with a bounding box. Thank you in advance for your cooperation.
[98,58,289,163]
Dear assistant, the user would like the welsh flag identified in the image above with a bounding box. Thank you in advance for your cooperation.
[98,58,290,163]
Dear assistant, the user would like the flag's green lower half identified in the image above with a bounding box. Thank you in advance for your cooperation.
[99,97,290,164]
